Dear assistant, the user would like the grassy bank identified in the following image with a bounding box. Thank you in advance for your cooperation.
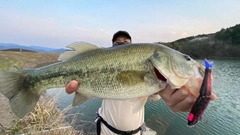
[0,51,80,135]
[0,51,59,70]
[2,95,78,135]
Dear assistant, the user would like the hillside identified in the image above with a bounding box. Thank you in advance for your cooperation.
[158,24,240,58]
[2,48,36,52]
[0,51,59,132]
[0,43,66,53]
[0,51,59,70]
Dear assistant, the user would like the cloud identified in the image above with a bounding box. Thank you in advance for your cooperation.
[171,31,176,36]
[0,6,239,49]
[0,12,115,48]
[181,32,188,38]
[0,11,220,48]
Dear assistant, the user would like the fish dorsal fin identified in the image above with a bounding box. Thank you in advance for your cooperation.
[58,41,100,61]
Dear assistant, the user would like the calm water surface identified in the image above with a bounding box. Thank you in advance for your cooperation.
[48,59,240,135]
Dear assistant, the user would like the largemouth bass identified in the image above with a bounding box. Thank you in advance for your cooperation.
[0,42,205,118]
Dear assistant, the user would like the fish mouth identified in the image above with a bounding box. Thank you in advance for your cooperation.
[153,66,167,82]
[148,60,167,83]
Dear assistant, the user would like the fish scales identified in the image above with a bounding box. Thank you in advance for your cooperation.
[0,42,205,118]
[15,44,157,98]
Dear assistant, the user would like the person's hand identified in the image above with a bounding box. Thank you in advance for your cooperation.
[65,80,79,94]
[158,85,216,112]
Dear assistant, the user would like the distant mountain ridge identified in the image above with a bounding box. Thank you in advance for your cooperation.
[0,43,66,53]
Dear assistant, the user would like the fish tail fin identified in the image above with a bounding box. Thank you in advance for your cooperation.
[0,70,39,118]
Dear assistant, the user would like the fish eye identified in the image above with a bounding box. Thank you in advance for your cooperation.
[183,55,191,61]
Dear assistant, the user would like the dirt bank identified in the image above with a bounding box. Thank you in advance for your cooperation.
[0,51,60,134]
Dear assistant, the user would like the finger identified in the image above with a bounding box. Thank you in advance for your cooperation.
[172,93,216,112]
[158,85,176,99]
[171,92,196,112]
[210,93,216,100]
[168,87,189,107]
[65,80,79,94]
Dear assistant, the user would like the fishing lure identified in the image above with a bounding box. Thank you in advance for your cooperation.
[188,59,213,126]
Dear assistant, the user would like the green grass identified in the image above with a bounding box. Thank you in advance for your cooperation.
[0,60,13,70]
[0,59,29,71]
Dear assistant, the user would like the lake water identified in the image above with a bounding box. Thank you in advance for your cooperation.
[48,59,240,135]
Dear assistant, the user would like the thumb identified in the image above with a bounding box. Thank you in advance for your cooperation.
[66,80,79,94]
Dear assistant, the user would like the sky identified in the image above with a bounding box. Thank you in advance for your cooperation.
[0,0,240,48]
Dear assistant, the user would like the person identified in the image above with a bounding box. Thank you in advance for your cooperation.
[65,31,216,135]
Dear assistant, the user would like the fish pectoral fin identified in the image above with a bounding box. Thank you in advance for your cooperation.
[117,70,146,86]
[148,94,161,101]
[72,92,89,106]
[132,96,148,113]
[58,41,101,61]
